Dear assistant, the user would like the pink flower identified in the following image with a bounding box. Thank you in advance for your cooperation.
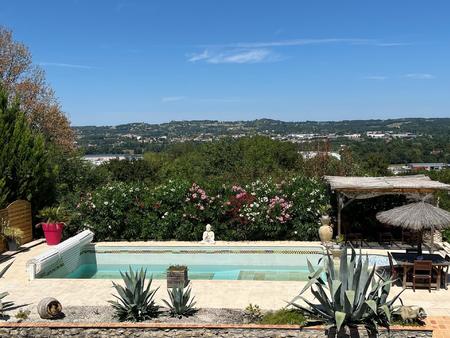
[236,192,246,199]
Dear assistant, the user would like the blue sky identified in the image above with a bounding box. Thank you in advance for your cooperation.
[1,0,450,125]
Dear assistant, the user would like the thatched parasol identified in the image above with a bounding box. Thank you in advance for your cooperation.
[376,201,450,255]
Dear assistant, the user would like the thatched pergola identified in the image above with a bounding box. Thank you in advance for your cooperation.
[376,201,450,253]
[324,175,450,237]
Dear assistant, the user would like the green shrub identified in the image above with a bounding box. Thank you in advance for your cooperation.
[64,175,329,242]
[66,182,152,241]
[244,304,263,323]
[14,309,30,321]
[390,318,424,327]
[260,309,306,325]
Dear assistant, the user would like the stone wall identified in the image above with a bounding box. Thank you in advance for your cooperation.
[0,327,433,338]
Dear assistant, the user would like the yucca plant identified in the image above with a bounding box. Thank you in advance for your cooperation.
[109,267,159,321]
[163,284,197,318]
[0,291,14,319]
[289,246,403,335]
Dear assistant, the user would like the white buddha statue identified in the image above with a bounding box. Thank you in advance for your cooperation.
[201,224,215,244]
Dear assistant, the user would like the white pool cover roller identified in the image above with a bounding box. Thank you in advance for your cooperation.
[27,230,94,280]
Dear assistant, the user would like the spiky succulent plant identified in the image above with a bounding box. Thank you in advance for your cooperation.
[289,246,403,334]
[163,284,197,318]
[0,291,14,318]
[109,267,159,321]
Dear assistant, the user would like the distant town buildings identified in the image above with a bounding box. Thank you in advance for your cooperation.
[299,151,342,161]
[388,163,449,175]
[82,154,143,166]
[408,163,449,171]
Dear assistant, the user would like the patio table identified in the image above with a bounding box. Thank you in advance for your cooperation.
[391,252,450,291]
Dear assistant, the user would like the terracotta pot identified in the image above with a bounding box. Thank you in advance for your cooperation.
[37,297,63,319]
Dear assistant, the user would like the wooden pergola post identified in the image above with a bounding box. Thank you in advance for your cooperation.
[337,193,343,237]
[336,193,355,238]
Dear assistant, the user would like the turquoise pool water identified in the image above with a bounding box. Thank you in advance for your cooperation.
[37,245,389,281]
[66,264,312,281]
[38,245,324,281]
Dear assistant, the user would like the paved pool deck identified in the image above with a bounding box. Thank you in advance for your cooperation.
[1,241,450,317]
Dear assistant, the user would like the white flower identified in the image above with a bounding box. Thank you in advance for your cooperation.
[104,201,109,205]
[164,212,169,216]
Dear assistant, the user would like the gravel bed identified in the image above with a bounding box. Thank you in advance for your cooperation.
[5,306,246,324]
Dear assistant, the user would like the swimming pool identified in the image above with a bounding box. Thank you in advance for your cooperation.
[34,245,390,281]
[36,245,325,281]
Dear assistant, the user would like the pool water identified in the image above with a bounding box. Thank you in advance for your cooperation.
[38,245,324,281]
[37,245,389,281]
[66,264,311,281]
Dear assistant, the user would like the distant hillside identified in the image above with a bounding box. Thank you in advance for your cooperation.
[73,118,450,155]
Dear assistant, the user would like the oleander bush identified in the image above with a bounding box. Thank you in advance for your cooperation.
[64,175,329,241]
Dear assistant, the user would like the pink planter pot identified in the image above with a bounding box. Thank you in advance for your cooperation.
[42,223,64,245]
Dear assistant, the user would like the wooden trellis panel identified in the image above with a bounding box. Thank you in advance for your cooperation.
[0,200,33,252]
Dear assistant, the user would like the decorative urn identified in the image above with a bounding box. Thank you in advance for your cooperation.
[318,214,333,244]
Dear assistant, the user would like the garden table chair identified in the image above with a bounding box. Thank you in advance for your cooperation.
[412,260,433,292]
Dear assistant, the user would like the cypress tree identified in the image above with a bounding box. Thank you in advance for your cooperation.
[0,86,55,210]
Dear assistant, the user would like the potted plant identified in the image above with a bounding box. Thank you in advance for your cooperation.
[37,206,67,245]
[1,219,25,251]
[330,234,345,258]
[167,265,189,288]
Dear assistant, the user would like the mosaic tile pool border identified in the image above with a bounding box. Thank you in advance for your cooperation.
[81,248,324,255]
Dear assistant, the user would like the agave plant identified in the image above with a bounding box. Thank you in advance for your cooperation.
[0,291,14,319]
[163,284,197,318]
[109,267,159,321]
[289,246,403,335]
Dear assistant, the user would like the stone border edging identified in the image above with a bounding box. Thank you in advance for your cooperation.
[0,322,433,332]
